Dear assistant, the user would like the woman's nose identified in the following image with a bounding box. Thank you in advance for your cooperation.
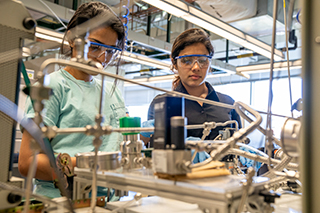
[191,60,201,70]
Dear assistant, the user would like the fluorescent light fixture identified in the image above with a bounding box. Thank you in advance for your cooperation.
[125,74,177,85]
[141,0,284,61]
[236,60,302,74]
[141,0,188,17]
[124,72,238,86]
[121,51,171,70]
[35,27,67,44]
[210,58,250,79]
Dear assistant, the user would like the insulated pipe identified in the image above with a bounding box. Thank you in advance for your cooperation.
[228,148,298,170]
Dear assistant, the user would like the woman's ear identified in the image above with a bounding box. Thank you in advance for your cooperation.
[171,58,178,74]
[66,31,73,47]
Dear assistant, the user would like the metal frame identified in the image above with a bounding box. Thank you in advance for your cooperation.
[301,0,320,212]
[73,168,271,212]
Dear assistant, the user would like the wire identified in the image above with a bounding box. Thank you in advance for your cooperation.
[122,0,130,50]
[296,9,301,24]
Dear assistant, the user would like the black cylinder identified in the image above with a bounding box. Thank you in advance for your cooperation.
[170,116,186,150]
[23,17,36,30]
[7,193,21,204]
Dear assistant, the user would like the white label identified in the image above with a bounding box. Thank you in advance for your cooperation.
[152,151,167,173]
[154,102,164,110]
[21,69,34,79]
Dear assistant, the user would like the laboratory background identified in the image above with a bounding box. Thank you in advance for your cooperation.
[0,0,318,212]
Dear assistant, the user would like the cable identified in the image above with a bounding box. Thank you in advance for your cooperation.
[122,0,130,50]
[296,9,301,24]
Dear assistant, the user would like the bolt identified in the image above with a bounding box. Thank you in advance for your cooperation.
[316,36,320,43]
[203,208,210,213]
[226,193,233,199]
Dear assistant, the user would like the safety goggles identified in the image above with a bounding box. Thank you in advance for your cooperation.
[88,41,121,65]
[175,54,212,69]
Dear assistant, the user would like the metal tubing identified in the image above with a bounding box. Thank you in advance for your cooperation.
[166,13,171,42]
[40,58,234,110]
[228,148,298,170]
[283,0,294,118]
[189,102,262,169]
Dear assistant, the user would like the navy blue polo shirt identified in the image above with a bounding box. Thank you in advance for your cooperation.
[147,82,241,140]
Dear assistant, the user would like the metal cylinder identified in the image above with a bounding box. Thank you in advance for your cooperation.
[120,134,143,170]
[280,118,301,157]
[170,116,187,150]
[75,151,120,171]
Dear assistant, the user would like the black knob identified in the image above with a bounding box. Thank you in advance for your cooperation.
[7,193,22,204]
[23,17,36,30]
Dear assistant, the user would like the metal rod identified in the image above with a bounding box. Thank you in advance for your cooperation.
[40,59,234,110]
[265,0,279,173]
[146,5,151,36]
[228,148,298,170]
[283,0,294,118]
[54,127,87,134]
[72,0,78,10]
[166,13,171,43]
[90,146,98,212]
[226,39,229,63]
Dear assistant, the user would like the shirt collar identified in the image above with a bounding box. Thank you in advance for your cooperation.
[175,81,220,102]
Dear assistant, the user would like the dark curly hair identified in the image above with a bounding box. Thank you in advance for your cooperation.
[60,1,125,92]
[61,1,125,57]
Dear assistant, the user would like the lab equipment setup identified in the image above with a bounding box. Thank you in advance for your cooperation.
[1,0,318,212]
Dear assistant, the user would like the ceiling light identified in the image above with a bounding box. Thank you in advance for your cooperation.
[35,27,67,44]
[121,51,171,70]
[141,0,284,61]
[124,72,240,86]
[236,60,302,74]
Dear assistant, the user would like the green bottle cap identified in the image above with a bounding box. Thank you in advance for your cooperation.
[119,117,141,135]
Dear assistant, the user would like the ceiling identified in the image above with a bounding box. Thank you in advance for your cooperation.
[22,0,302,80]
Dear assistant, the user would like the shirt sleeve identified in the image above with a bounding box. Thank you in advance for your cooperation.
[231,109,242,129]
[24,81,62,127]
[147,98,155,120]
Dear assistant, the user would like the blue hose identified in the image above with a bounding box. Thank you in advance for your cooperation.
[122,0,130,50]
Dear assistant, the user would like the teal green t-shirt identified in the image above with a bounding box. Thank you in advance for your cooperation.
[24,69,126,198]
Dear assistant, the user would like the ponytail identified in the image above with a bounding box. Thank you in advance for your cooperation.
[172,75,181,90]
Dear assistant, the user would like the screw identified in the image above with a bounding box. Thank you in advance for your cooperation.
[203,208,210,213]
[315,36,320,43]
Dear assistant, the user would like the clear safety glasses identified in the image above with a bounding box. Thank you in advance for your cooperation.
[88,41,121,65]
[175,54,212,69]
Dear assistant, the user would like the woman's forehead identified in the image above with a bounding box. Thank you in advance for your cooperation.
[88,26,118,46]
[179,43,209,56]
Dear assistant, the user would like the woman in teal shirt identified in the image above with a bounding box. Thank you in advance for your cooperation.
[18,2,126,198]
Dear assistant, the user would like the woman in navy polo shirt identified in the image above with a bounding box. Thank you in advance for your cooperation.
[145,28,241,143]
